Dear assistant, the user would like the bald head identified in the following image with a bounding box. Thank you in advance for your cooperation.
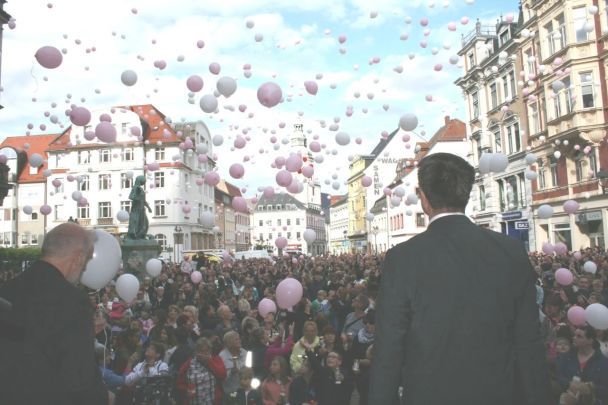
[42,223,95,284]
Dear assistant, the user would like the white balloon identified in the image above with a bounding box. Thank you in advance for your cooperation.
[585,303,608,330]
[406,193,419,205]
[524,152,537,165]
[199,94,218,113]
[524,169,538,181]
[553,151,561,159]
[23,205,33,215]
[478,153,492,174]
[71,190,82,201]
[115,274,140,303]
[200,211,215,228]
[489,153,508,173]
[537,204,554,219]
[116,210,129,222]
[120,70,138,86]
[335,132,350,146]
[29,153,44,168]
[80,229,122,289]
[212,134,224,146]
[303,229,316,244]
[145,258,163,278]
[365,212,374,221]
[217,76,237,97]
[394,187,405,197]
[399,113,418,131]
[583,260,598,274]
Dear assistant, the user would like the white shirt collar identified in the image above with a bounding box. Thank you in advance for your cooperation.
[428,212,466,225]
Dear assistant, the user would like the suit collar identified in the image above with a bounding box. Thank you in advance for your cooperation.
[427,214,473,229]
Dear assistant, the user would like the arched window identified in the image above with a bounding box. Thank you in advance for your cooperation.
[155,234,167,250]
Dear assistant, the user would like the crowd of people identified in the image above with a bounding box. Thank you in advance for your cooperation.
[1,243,608,404]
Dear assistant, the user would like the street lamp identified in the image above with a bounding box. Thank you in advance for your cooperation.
[371,226,379,253]
[174,225,183,263]
[342,230,348,254]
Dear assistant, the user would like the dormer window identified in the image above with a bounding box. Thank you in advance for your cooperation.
[499,29,510,46]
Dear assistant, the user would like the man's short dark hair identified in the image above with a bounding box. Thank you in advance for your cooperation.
[417,153,475,211]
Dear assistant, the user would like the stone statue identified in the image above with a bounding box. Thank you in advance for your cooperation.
[126,175,152,239]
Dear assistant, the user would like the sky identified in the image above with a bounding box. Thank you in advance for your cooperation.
[0,0,515,197]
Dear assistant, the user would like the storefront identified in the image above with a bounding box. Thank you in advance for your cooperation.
[501,210,530,250]
[575,210,604,249]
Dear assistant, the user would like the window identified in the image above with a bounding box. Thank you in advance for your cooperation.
[154,200,166,217]
[550,160,559,187]
[545,20,555,55]
[259,233,263,241]
[472,91,480,119]
[259,220,263,226]
[502,75,509,102]
[525,49,535,76]
[479,185,486,211]
[21,234,28,245]
[509,70,516,98]
[589,149,598,177]
[287,232,292,239]
[98,202,112,218]
[499,29,510,46]
[529,103,540,135]
[155,234,167,250]
[54,205,61,221]
[296,232,301,239]
[564,76,573,114]
[154,172,165,188]
[155,147,165,161]
[78,151,90,164]
[78,204,89,219]
[538,161,546,190]
[555,14,567,51]
[120,200,131,213]
[492,127,502,153]
[99,174,111,190]
[416,213,426,227]
[506,122,521,155]
[31,212,38,220]
[31,234,38,245]
[553,223,572,250]
[79,175,89,191]
[99,149,111,163]
[53,177,64,193]
[268,233,272,241]
[574,7,589,43]
[277,219,282,226]
[122,148,134,161]
[121,123,128,136]
[580,72,595,108]
[121,173,133,189]
[468,52,475,68]
[490,82,498,109]
[576,158,585,182]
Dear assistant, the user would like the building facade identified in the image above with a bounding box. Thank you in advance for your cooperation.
[328,195,348,254]
[214,180,251,253]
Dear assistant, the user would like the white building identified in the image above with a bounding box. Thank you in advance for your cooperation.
[329,195,348,254]
[43,105,215,262]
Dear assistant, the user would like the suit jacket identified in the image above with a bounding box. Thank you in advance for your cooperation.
[0,260,108,405]
[369,215,551,405]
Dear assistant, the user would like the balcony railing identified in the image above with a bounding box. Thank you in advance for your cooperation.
[78,218,91,226]
[97,218,114,226]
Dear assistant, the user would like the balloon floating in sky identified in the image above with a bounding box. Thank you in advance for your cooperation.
[304,81,318,95]
[257,82,282,108]
[399,113,418,131]
[120,70,138,86]
[35,46,63,69]
[186,75,204,92]
[69,106,91,126]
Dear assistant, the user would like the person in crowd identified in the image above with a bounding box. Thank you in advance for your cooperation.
[261,356,291,405]
[220,330,248,396]
[341,293,368,351]
[557,326,608,402]
[347,310,375,405]
[169,326,195,375]
[262,311,281,341]
[176,337,226,405]
[311,290,331,319]
[291,321,320,373]
[317,325,342,367]
[184,305,202,337]
[125,341,169,386]
[96,345,126,394]
[215,304,240,338]
[240,316,260,351]
[369,153,551,404]
[166,304,180,329]
[233,367,263,405]
[199,301,220,332]
[0,222,111,405]
[555,336,572,356]
[289,357,316,405]
[307,349,353,405]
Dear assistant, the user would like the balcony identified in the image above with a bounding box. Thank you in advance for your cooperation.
[97,218,114,226]
[533,180,602,204]
[78,218,91,226]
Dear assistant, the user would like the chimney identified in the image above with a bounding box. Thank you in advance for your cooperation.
[444,116,450,125]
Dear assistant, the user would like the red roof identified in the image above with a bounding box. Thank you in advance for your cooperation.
[47,104,181,151]
[0,134,61,183]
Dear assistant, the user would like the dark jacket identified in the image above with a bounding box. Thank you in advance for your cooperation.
[556,348,608,401]
[234,387,263,405]
[369,215,552,405]
[307,349,353,405]
[0,260,108,405]
[289,375,316,404]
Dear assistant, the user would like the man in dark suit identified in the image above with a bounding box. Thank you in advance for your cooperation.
[369,153,551,405]
[0,222,110,405]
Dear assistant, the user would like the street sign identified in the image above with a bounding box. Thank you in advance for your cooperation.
[515,221,529,230]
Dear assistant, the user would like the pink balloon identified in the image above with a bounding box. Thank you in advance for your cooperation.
[191,271,202,284]
[262,187,274,198]
[555,268,574,286]
[573,251,582,260]
[51,179,61,188]
[309,141,321,153]
[195,178,204,186]
[301,165,314,178]
[338,35,347,44]
[420,17,429,26]
[186,75,204,92]
[147,162,160,171]
[234,136,246,149]
[275,156,286,168]
[461,16,469,25]
[447,22,457,31]
[276,278,303,309]
[434,64,443,71]
[257,82,282,108]
[285,154,303,172]
[355,137,362,144]
[287,180,300,194]
[196,40,205,48]
[563,200,579,214]
[232,196,248,213]
[67,175,75,182]
[304,81,318,95]
[209,62,221,75]
[69,106,91,126]
[204,171,220,187]
[95,122,117,143]
[182,204,192,214]
[239,104,247,112]
[542,242,554,255]
[40,204,52,215]
[361,176,372,187]
[258,298,277,317]
[276,170,293,187]
[229,163,245,179]
[275,236,288,249]
[554,242,568,255]
[99,114,112,122]
[567,306,586,326]
[35,46,63,69]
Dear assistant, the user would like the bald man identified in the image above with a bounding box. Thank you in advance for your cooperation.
[0,223,110,405]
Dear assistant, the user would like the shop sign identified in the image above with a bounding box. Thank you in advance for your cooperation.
[515,221,529,230]
[502,211,522,221]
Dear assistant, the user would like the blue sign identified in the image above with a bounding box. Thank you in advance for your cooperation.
[502,211,523,221]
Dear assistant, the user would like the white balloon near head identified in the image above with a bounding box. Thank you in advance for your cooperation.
[145,258,163,278]
[478,153,492,174]
[115,274,140,303]
[583,260,597,274]
[80,229,122,290]
[585,303,608,330]
[537,204,554,219]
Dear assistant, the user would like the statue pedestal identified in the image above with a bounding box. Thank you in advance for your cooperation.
[120,239,161,279]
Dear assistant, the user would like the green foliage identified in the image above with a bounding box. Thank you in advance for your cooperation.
[0,247,42,272]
